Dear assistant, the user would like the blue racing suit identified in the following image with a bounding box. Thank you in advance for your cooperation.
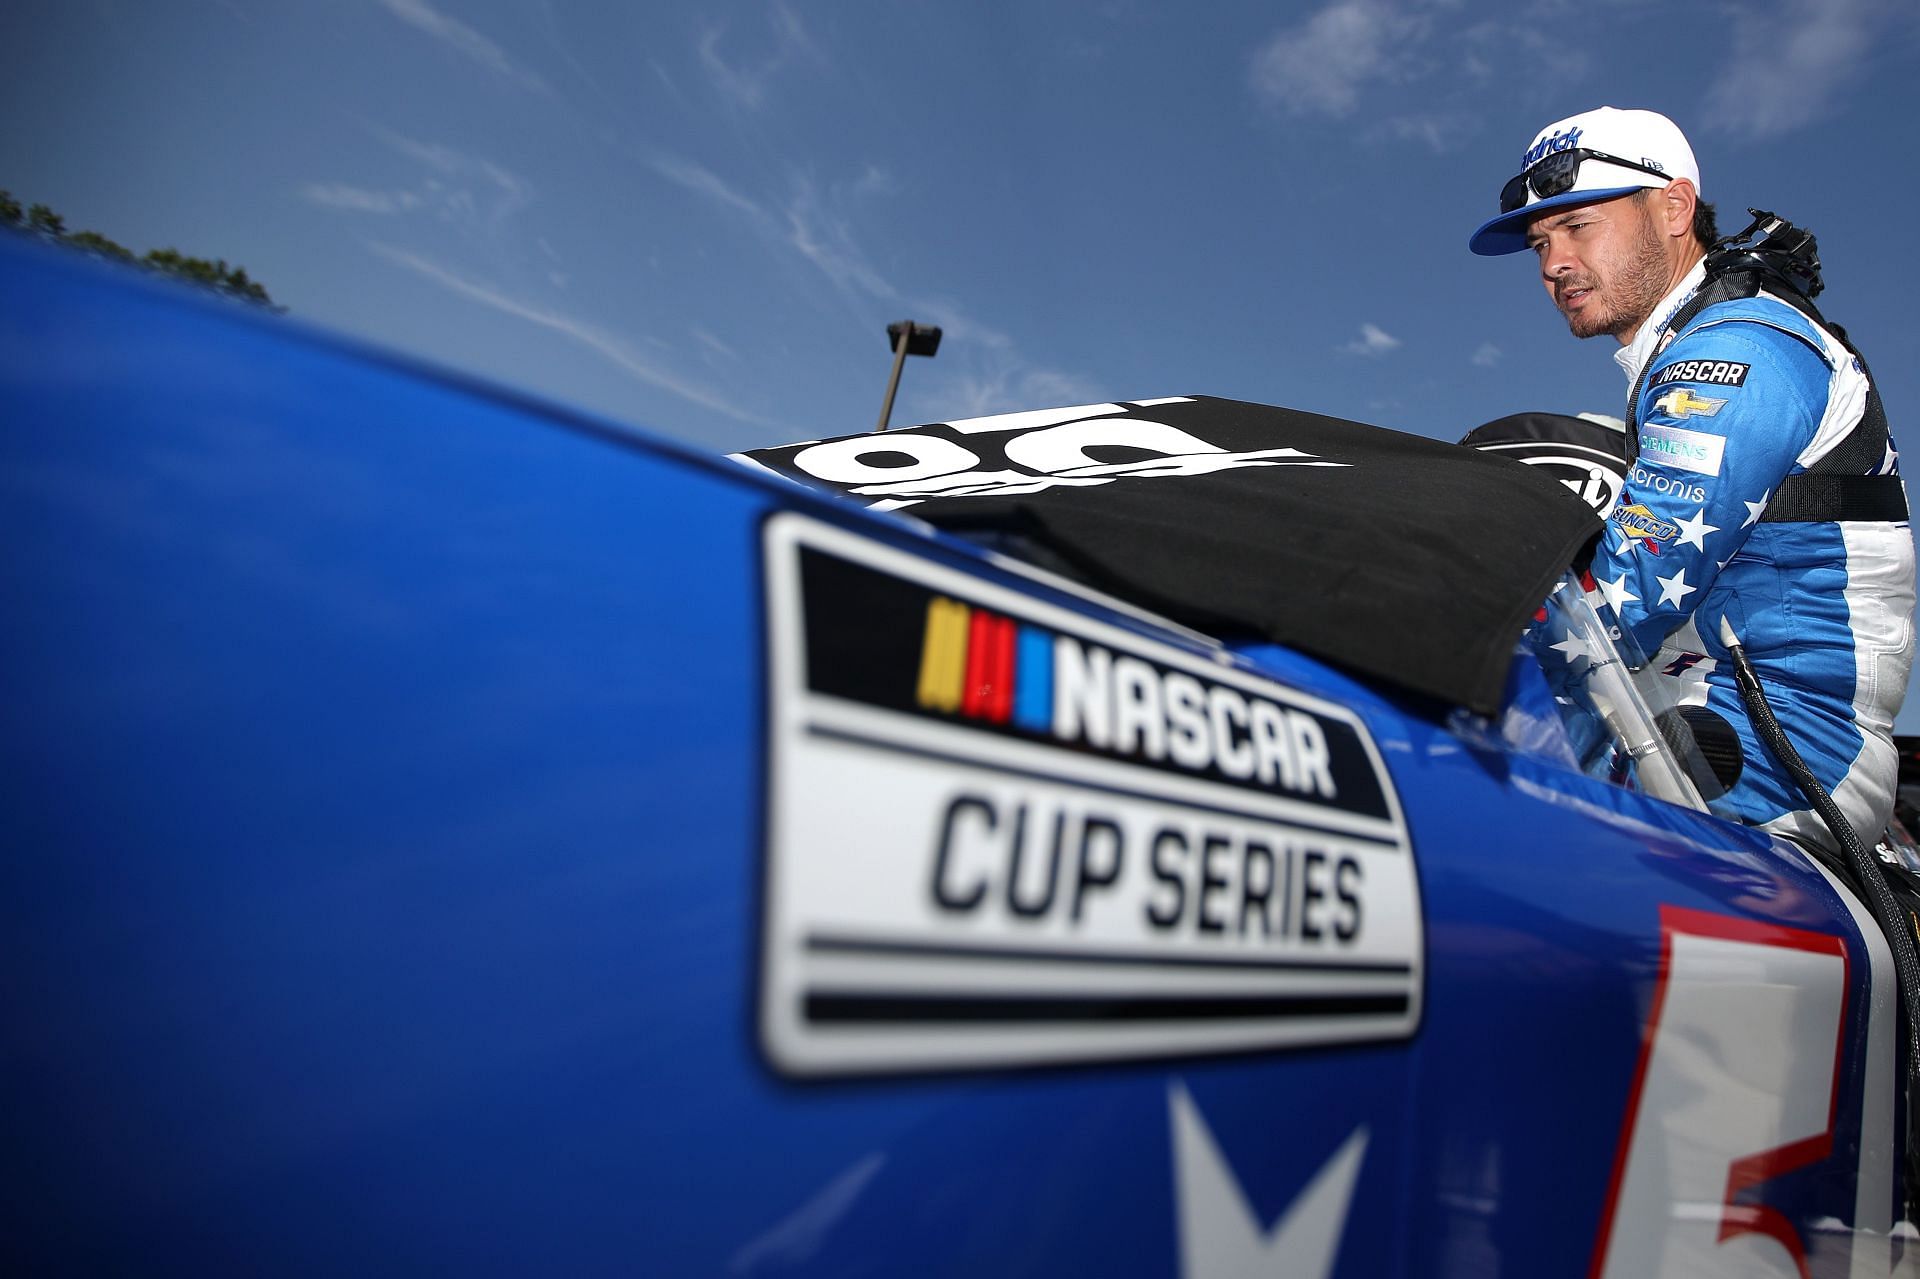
[1595,260,1915,846]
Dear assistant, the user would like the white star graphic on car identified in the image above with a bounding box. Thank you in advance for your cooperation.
[1743,489,1771,527]
[1657,569,1696,607]
[1170,1082,1366,1279]
[1597,571,1639,613]
[1673,507,1719,550]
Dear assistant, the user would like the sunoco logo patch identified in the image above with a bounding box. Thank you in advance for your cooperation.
[1612,502,1678,551]
[759,513,1421,1077]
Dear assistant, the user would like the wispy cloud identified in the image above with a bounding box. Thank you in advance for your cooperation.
[693,327,740,362]
[1340,323,1402,356]
[373,0,548,93]
[1249,5,1618,142]
[536,235,569,289]
[1702,0,1911,138]
[1471,341,1502,367]
[1364,110,1475,153]
[925,358,1107,425]
[372,243,773,427]
[1457,19,1592,87]
[643,151,901,308]
[646,152,767,221]
[533,0,615,107]
[373,129,531,214]
[1249,0,1431,116]
[698,0,820,108]
[640,149,1096,427]
[1515,0,1662,16]
[781,174,900,302]
[301,183,421,214]
[307,130,531,248]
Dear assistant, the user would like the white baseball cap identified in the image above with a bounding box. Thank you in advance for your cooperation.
[1469,107,1700,256]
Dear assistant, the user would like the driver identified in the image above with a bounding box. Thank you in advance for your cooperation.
[1468,106,1914,848]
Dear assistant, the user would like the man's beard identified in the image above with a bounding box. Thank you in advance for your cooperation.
[1565,206,1670,341]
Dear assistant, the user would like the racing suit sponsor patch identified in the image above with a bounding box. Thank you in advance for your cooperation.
[1625,463,1706,506]
[1638,423,1726,477]
[1651,388,1727,421]
[1650,359,1750,388]
[1611,502,1678,551]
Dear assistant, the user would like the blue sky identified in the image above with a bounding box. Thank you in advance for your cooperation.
[7,0,1916,454]
[7,0,1920,711]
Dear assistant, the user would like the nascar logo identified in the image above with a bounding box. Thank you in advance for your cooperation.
[916,596,1051,729]
[916,596,1337,799]
[1650,359,1749,388]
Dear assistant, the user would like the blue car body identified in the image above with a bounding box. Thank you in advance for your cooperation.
[1,234,1908,1276]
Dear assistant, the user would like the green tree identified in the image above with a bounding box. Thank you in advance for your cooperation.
[139,246,273,307]
[27,203,66,237]
[65,230,135,262]
[2,189,279,309]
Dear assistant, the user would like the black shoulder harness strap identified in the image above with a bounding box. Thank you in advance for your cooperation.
[1624,270,1906,524]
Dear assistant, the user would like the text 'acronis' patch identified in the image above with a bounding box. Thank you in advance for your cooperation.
[1626,463,1706,506]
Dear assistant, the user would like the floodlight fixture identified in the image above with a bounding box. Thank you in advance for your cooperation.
[876,320,943,431]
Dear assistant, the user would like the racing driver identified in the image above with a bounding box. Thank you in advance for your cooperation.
[1469,106,1914,849]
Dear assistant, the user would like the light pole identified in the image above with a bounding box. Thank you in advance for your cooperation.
[875,320,942,431]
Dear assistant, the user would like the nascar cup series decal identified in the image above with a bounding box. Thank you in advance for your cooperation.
[759,513,1421,1076]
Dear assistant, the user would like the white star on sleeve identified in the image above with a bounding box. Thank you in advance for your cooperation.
[1742,489,1771,527]
[1656,568,1697,607]
[1550,633,1592,665]
[1597,571,1639,613]
[1673,507,1719,551]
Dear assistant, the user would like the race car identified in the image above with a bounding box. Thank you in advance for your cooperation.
[3,229,1914,1277]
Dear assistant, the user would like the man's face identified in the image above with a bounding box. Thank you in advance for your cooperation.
[1524,191,1670,342]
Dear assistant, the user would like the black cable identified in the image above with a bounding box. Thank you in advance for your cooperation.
[1722,618,1920,1219]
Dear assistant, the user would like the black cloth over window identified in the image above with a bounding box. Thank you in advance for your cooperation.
[742,395,1603,715]
[1458,411,1631,517]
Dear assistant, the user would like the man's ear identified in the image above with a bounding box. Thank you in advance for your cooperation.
[1659,179,1698,241]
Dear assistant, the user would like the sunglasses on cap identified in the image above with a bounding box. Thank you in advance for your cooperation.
[1499,148,1673,214]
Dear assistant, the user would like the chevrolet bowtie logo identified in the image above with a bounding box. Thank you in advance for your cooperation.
[1652,388,1727,420]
